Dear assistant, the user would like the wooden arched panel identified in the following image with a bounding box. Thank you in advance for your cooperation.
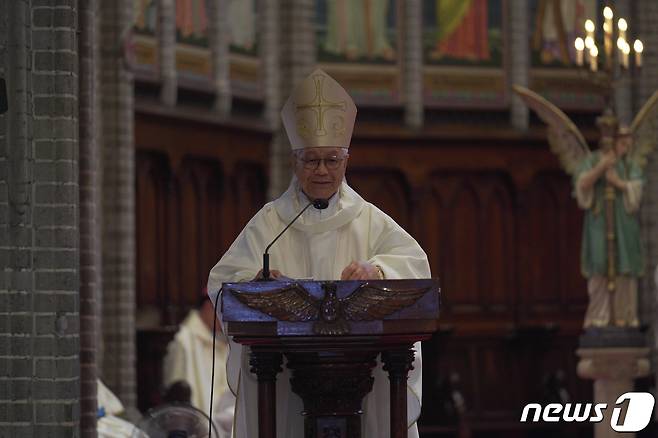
[565,199,588,311]
[233,162,267,233]
[519,172,562,313]
[346,169,410,230]
[481,177,515,312]
[428,174,462,299]
[136,151,171,318]
[177,157,225,310]
[445,180,480,310]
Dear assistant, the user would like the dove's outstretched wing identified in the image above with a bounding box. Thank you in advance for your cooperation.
[229,284,320,321]
[513,85,591,175]
[342,283,431,321]
[629,90,658,169]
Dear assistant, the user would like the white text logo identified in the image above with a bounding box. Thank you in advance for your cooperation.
[520,392,655,432]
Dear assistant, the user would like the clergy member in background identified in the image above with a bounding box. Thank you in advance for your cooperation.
[207,68,430,438]
[162,290,233,435]
[97,379,136,438]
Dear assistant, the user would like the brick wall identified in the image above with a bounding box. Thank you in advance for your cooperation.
[1,0,81,436]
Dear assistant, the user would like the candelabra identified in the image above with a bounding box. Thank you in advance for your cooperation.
[573,5,643,111]
[573,4,645,312]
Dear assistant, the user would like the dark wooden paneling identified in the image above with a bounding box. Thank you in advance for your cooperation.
[347,169,411,229]
[134,112,597,436]
[135,111,270,325]
[345,137,592,435]
[135,109,270,412]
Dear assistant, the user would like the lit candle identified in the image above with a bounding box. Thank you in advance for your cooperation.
[585,19,596,35]
[603,7,613,62]
[618,18,627,40]
[622,41,630,69]
[617,37,626,68]
[575,37,585,66]
[590,45,598,71]
[634,39,643,68]
[585,35,595,65]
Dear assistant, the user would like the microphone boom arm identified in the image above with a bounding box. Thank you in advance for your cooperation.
[262,201,314,280]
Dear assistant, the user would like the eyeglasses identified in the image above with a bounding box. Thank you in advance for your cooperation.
[296,154,348,170]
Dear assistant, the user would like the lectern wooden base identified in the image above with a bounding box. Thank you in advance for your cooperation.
[222,279,440,438]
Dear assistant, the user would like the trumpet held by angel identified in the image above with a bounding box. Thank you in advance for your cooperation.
[513,85,658,328]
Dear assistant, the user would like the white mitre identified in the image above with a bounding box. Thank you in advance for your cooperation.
[281,68,357,150]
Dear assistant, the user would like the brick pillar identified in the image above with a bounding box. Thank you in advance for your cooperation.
[208,0,231,115]
[266,0,316,200]
[78,0,100,435]
[99,0,138,414]
[635,0,658,412]
[262,0,281,130]
[159,0,177,106]
[1,0,81,436]
[509,0,529,130]
[402,0,423,129]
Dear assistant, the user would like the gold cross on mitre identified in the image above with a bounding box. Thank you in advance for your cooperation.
[295,74,346,137]
[281,68,357,150]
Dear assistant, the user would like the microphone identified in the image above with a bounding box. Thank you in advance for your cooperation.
[262,198,329,280]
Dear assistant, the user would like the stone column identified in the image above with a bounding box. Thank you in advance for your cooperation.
[266,0,316,200]
[635,0,658,416]
[207,0,231,115]
[509,0,529,130]
[79,0,100,435]
[159,0,177,106]
[261,0,281,130]
[577,347,651,438]
[100,0,138,414]
[402,0,423,129]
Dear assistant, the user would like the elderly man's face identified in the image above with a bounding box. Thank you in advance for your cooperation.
[292,147,349,200]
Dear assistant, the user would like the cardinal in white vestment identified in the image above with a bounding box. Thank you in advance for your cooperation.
[207,68,430,438]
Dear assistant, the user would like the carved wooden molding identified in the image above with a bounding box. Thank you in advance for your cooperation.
[229,281,431,335]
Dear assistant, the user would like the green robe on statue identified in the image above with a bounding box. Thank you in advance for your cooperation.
[575,151,644,327]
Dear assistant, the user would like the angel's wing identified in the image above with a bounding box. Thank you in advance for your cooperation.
[229,283,319,321]
[629,90,658,169]
[342,283,430,321]
[513,85,591,175]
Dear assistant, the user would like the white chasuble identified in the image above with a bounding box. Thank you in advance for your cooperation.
[208,178,431,438]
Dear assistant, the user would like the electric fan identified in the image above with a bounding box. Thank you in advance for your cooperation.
[131,404,218,438]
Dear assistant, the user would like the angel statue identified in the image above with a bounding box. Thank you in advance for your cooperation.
[513,85,658,328]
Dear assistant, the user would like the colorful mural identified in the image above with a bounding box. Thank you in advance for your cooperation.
[313,1,400,105]
[422,0,505,108]
[176,0,208,47]
[529,0,598,68]
[229,0,258,55]
[134,0,157,35]
[423,0,503,67]
[128,0,601,110]
[528,0,604,110]
[316,0,398,63]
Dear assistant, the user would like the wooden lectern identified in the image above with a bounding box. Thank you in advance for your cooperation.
[221,279,440,438]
